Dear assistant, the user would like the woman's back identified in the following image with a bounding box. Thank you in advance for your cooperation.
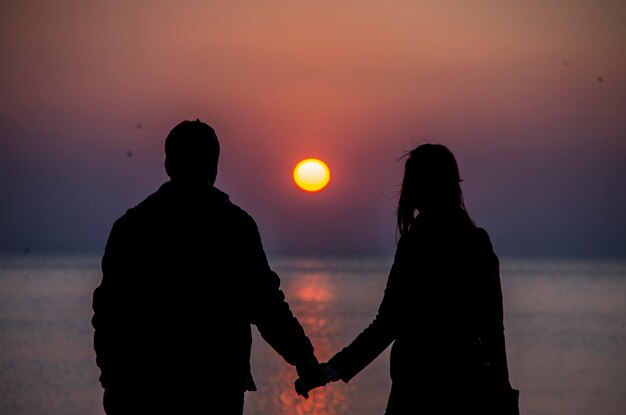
[389,212,503,388]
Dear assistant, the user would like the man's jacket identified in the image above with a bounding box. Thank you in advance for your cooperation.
[92,181,318,395]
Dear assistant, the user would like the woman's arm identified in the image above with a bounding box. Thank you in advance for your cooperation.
[476,228,512,389]
[327,237,411,382]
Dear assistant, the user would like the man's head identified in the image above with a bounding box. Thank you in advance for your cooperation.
[164,119,220,184]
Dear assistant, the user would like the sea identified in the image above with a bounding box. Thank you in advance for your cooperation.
[0,254,625,415]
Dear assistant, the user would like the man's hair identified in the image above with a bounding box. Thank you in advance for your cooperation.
[164,119,220,181]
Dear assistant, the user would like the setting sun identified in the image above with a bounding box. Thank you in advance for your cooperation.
[293,158,331,192]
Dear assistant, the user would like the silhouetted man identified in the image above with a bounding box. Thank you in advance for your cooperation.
[92,119,326,414]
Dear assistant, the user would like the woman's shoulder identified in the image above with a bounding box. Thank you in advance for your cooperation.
[473,226,493,247]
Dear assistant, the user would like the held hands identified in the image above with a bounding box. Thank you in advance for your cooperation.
[322,363,340,382]
[294,363,340,399]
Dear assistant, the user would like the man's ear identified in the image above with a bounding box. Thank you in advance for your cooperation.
[164,158,172,178]
[208,167,217,185]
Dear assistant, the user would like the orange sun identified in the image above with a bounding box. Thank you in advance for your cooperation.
[293,158,330,192]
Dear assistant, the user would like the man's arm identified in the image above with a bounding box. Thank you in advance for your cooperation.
[238,214,320,378]
[92,216,131,389]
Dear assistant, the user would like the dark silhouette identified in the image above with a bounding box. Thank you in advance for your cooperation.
[92,119,327,414]
[297,144,519,414]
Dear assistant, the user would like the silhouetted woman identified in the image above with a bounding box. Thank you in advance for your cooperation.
[323,144,518,413]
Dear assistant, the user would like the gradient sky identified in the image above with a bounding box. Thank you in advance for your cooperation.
[1,1,625,257]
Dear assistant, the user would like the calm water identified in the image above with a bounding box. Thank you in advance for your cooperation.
[0,254,625,415]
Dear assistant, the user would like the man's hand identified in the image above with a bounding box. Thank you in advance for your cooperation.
[294,363,339,399]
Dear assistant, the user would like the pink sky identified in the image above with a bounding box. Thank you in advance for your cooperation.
[1,1,625,256]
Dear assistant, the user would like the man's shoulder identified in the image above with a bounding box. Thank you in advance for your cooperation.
[110,184,168,231]
[120,188,162,219]
[221,197,258,230]
[112,182,259,231]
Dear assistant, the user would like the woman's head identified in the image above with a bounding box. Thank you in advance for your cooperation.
[397,144,469,236]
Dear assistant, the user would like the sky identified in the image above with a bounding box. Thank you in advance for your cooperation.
[1,1,625,257]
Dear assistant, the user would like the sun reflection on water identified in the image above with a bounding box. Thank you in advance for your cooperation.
[256,269,350,415]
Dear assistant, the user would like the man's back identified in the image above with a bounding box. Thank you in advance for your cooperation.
[93,181,318,412]
[94,181,252,382]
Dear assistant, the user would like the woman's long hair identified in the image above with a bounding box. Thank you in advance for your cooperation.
[397,144,472,237]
